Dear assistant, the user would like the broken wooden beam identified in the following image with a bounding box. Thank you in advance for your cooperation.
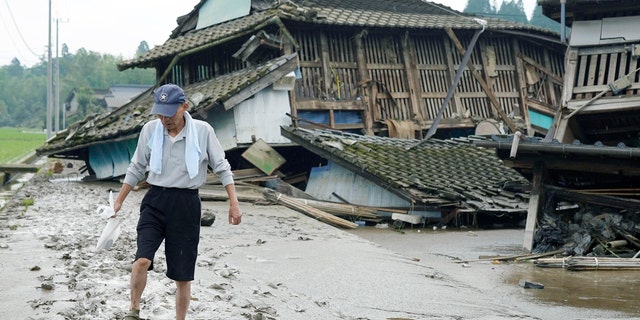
[0,163,40,173]
[263,189,358,229]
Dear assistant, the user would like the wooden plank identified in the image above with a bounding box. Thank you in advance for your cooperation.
[0,163,40,172]
[206,168,266,185]
[296,100,365,110]
[512,38,532,134]
[544,185,640,210]
[523,162,544,252]
[320,32,332,97]
[518,52,563,84]
[401,33,424,122]
[543,50,559,108]
[585,54,598,98]
[263,189,358,229]
[442,34,460,117]
[574,54,589,100]
[241,139,286,175]
[354,30,374,134]
[199,184,267,203]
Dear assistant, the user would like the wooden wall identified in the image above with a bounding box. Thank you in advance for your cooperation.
[161,24,565,138]
[291,26,565,137]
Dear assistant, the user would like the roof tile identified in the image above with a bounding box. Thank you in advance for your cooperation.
[281,127,530,212]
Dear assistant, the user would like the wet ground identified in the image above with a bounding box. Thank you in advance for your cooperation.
[508,261,640,315]
[349,226,640,319]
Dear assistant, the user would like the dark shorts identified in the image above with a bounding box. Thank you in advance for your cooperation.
[135,186,201,281]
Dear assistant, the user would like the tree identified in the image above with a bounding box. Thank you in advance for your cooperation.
[463,0,496,16]
[61,43,70,57]
[0,100,11,126]
[7,58,24,78]
[530,5,564,34]
[497,0,527,24]
[136,41,150,57]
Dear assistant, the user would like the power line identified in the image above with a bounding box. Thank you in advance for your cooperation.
[3,0,41,57]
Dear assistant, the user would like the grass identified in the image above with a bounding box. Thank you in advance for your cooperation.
[0,127,46,164]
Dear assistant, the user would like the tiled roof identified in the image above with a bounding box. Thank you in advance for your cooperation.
[37,54,298,156]
[118,0,557,71]
[118,11,278,70]
[281,126,530,212]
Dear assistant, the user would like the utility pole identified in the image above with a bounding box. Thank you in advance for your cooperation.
[55,18,60,132]
[46,0,53,138]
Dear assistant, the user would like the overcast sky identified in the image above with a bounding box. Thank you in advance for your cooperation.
[0,0,538,68]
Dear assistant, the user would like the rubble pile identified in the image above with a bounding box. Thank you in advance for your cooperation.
[533,202,640,258]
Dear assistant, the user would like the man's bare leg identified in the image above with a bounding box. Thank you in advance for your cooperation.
[175,280,191,320]
[129,258,151,312]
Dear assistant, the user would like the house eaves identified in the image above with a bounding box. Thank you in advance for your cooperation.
[474,136,640,177]
[118,10,280,71]
[37,53,298,157]
[539,0,640,24]
[118,0,560,71]
[281,126,530,212]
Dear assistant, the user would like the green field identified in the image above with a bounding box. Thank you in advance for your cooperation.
[0,127,46,164]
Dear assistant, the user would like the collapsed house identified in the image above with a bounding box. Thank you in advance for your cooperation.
[477,0,640,253]
[36,0,566,225]
[281,127,529,227]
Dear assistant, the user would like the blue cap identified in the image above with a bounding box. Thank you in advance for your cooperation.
[150,84,186,117]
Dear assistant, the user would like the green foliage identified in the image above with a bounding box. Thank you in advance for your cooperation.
[0,127,46,164]
[136,41,150,58]
[462,0,569,36]
[463,0,496,16]
[0,45,154,129]
[497,0,528,24]
[530,6,565,34]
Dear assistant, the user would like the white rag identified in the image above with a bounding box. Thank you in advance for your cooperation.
[148,112,202,179]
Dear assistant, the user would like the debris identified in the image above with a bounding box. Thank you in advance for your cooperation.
[519,280,544,289]
[201,212,216,227]
[263,189,358,229]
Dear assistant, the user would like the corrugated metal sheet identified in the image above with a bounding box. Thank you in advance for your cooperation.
[306,161,409,207]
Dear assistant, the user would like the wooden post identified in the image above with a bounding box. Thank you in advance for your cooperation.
[543,50,558,108]
[401,31,425,124]
[552,49,579,142]
[523,162,545,252]
[512,38,532,135]
[442,32,462,118]
[354,30,374,134]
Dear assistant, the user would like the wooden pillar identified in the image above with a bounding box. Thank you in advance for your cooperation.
[543,50,558,108]
[401,31,425,124]
[354,30,374,135]
[512,38,531,135]
[548,49,578,142]
[319,33,335,128]
[523,162,545,252]
[319,33,332,98]
[284,42,299,126]
[442,34,462,117]
[478,41,497,119]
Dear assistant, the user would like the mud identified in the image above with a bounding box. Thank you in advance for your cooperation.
[349,226,639,319]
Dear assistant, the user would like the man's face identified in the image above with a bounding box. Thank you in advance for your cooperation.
[157,103,186,131]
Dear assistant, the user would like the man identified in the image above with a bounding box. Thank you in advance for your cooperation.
[113,83,242,320]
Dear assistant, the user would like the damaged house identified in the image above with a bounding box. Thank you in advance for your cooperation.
[477,0,640,253]
[37,0,566,226]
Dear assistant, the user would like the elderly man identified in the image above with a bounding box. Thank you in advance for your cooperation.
[113,83,242,320]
